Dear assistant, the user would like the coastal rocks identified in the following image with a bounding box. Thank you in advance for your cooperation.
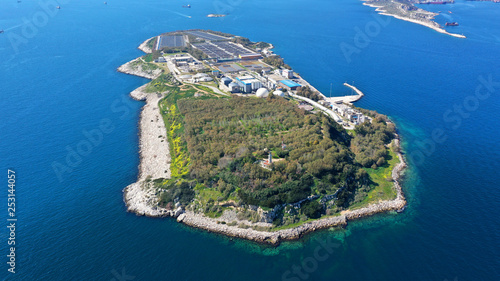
[130,85,148,101]
[124,181,170,217]
[117,58,162,80]
[257,205,281,223]
[138,37,155,54]
[174,207,184,217]
[121,36,409,245]
[137,93,171,180]
[123,90,172,218]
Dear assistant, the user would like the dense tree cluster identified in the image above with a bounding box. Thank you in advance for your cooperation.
[157,179,196,208]
[254,42,270,49]
[295,86,321,102]
[175,97,364,208]
[231,36,252,47]
[263,55,291,70]
[351,116,396,169]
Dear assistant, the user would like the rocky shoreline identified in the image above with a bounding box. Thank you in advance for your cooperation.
[176,140,406,245]
[120,42,408,246]
[122,94,407,244]
[117,58,162,80]
[138,37,154,54]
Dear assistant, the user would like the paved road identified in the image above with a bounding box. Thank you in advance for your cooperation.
[289,93,355,130]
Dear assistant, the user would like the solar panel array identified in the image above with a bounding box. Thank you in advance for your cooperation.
[186,31,229,41]
[157,35,186,50]
[193,41,255,60]
[194,43,234,59]
[212,42,253,57]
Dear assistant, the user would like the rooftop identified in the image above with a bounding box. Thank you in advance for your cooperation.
[279,80,301,88]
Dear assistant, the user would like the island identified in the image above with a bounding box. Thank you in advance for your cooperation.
[207,14,226,18]
[119,30,407,245]
[363,0,466,38]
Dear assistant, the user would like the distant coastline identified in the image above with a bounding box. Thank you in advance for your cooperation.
[362,1,466,39]
[119,34,408,245]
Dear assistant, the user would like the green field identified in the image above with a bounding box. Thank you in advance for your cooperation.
[349,142,400,209]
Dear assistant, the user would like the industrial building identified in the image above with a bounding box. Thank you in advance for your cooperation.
[279,79,301,90]
[221,77,232,86]
[282,69,294,78]
[239,53,262,60]
[236,75,262,93]
[171,55,193,63]
[228,82,240,93]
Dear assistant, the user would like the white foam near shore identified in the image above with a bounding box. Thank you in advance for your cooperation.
[363,2,466,39]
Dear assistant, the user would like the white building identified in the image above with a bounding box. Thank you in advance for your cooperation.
[282,69,294,79]
[172,55,193,63]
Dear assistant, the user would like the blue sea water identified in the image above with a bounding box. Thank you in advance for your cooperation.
[1,0,499,280]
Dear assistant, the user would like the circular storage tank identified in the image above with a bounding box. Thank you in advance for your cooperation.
[256,88,269,98]
[194,73,209,78]
[179,74,192,80]
[199,77,213,82]
[273,90,285,97]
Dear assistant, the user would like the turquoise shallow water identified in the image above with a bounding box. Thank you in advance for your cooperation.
[1,0,499,280]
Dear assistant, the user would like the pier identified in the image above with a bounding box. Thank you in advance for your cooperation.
[325,83,365,104]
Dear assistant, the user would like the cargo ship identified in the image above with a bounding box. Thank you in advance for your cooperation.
[445,22,459,26]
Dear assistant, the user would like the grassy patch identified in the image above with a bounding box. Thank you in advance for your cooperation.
[146,37,157,50]
[349,144,400,209]
[145,74,177,93]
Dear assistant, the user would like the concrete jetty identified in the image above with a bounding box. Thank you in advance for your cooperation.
[325,83,364,105]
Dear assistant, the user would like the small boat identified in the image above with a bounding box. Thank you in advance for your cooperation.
[56,6,61,9]
[445,22,459,26]
[0,30,4,34]
[104,1,107,4]
[182,4,191,8]
[448,11,452,14]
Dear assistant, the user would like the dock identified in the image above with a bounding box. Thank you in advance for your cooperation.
[325,83,364,104]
